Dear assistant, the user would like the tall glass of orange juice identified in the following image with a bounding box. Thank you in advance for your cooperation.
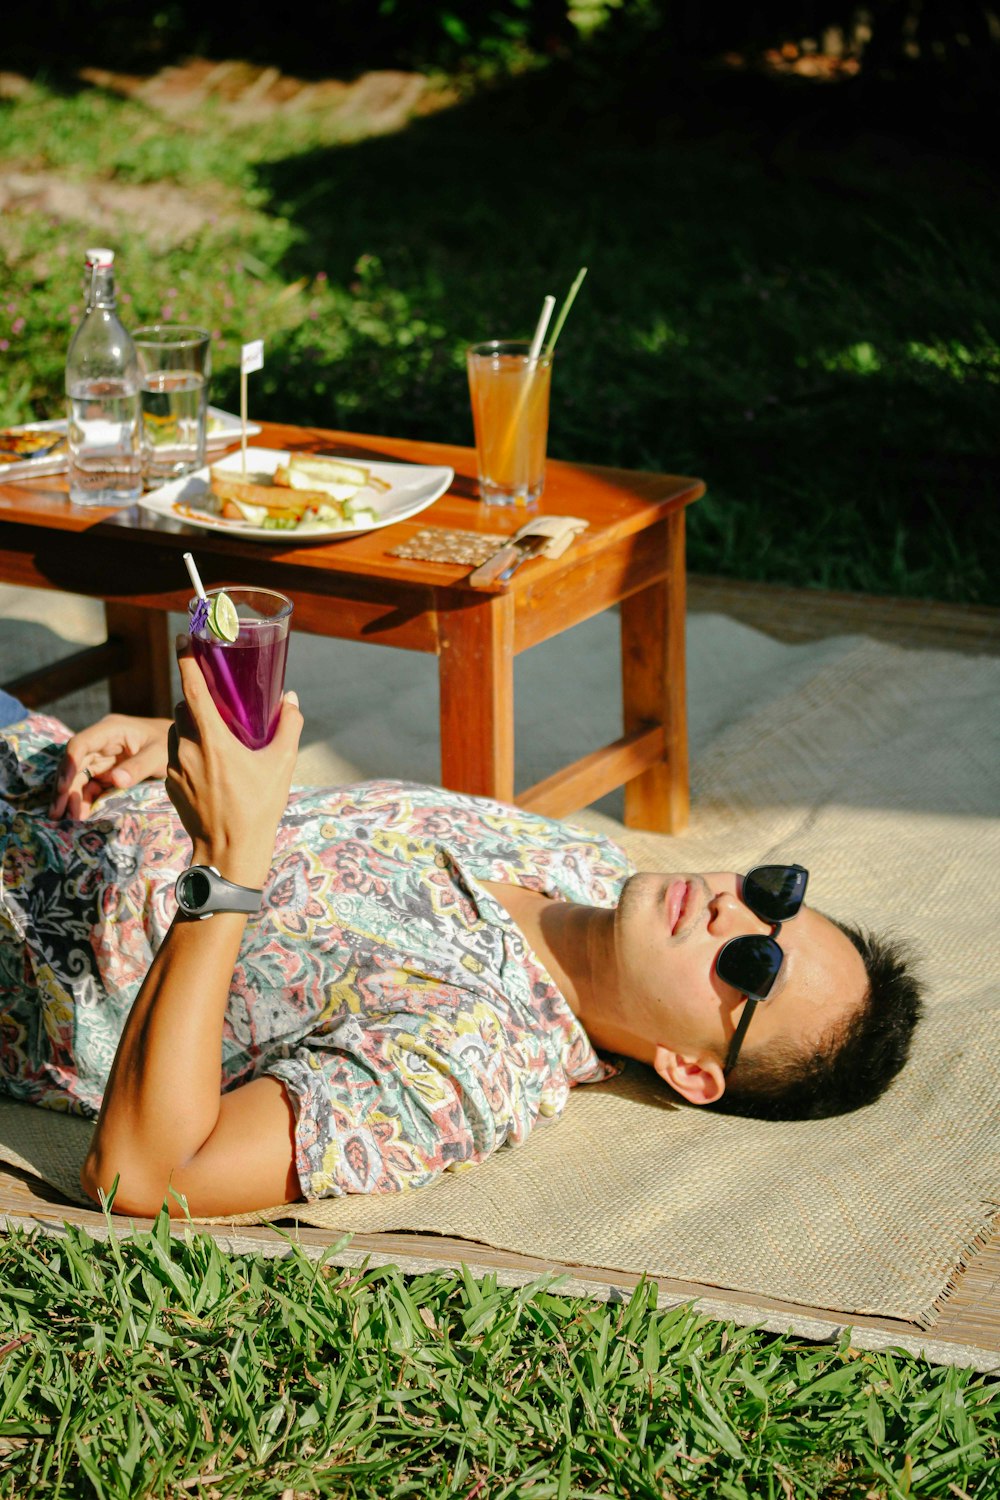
[466,340,554,506]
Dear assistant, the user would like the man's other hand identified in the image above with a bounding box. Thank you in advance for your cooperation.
[51,714,173,820]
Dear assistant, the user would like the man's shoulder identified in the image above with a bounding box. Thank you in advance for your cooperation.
[281,778,629,898]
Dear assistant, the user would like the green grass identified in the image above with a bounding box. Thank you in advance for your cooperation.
[1,1213,997,1497]
[1,55,998,602]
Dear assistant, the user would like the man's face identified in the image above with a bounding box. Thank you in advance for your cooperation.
[609,871,868,1084]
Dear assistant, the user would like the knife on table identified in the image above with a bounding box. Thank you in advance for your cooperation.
[468,532,552,587]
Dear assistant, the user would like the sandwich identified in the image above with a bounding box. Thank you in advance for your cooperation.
[206,453,387,530]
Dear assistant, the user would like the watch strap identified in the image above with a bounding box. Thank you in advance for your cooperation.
[175,864,263,919]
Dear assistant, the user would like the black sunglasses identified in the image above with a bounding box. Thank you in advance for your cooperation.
[719,864,809,1074]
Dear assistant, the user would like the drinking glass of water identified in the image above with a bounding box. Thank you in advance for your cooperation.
[134,325,211,486]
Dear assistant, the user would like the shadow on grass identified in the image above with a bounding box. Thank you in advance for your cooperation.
[235,57,999,602]
[5,35,996,602]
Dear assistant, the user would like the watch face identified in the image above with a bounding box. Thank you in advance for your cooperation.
[180,868,212,910]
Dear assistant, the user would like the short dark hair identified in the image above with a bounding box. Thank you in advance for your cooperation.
[711,921,924,1121]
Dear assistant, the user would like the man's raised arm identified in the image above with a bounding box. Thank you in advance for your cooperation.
[80,641,303,1217]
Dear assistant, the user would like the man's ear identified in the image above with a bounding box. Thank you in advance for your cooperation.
[652,1045,726,1106]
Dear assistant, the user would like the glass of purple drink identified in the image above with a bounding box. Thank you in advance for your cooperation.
[188,587,292,749]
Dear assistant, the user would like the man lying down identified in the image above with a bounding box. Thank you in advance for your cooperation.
[0,648,922,1220]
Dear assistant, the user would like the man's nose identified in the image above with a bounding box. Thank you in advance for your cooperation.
[710,891,773,936]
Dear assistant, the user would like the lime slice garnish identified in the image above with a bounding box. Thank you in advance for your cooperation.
[208,591,239,642]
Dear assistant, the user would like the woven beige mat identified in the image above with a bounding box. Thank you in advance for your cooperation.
[1,613,998,1326]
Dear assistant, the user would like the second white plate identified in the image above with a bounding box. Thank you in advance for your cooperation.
[204,407,263,449]
[0,407,259,482]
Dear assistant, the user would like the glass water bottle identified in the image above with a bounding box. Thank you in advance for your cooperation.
[65,248,142,506]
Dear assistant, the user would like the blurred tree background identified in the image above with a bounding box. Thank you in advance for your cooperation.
[7,0,1000,88]
[2,1,998,600]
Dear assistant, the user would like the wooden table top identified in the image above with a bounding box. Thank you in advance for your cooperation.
[0,421,704,597]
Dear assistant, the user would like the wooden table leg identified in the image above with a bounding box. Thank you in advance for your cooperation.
[621,511,689,833]
[437,591,515,803]
[104,603,174,718]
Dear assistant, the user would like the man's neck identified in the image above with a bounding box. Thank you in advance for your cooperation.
[481,881,656,1068]
[480,881,598,1017]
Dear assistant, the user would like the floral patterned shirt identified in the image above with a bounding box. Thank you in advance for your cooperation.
[0,713,630,1198]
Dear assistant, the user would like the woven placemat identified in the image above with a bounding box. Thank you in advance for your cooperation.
[388,527,507,566]
[2,624,998,1325]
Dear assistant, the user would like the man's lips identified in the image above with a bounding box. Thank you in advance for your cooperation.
[666,879,689,935]
[666,874,712,936]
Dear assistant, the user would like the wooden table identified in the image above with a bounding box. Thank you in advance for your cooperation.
[0,422,703,831]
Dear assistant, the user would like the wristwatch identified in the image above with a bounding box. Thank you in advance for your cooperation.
[174,864,263,921]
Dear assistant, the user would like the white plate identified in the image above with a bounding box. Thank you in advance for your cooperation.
[0,408,258,481]
[138,447,454,542]
[204,407,262,449]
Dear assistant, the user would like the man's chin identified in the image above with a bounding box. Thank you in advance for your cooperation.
[616,871,672,920]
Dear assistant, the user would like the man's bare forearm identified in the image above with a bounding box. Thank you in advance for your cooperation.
[81,908,249,1208]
